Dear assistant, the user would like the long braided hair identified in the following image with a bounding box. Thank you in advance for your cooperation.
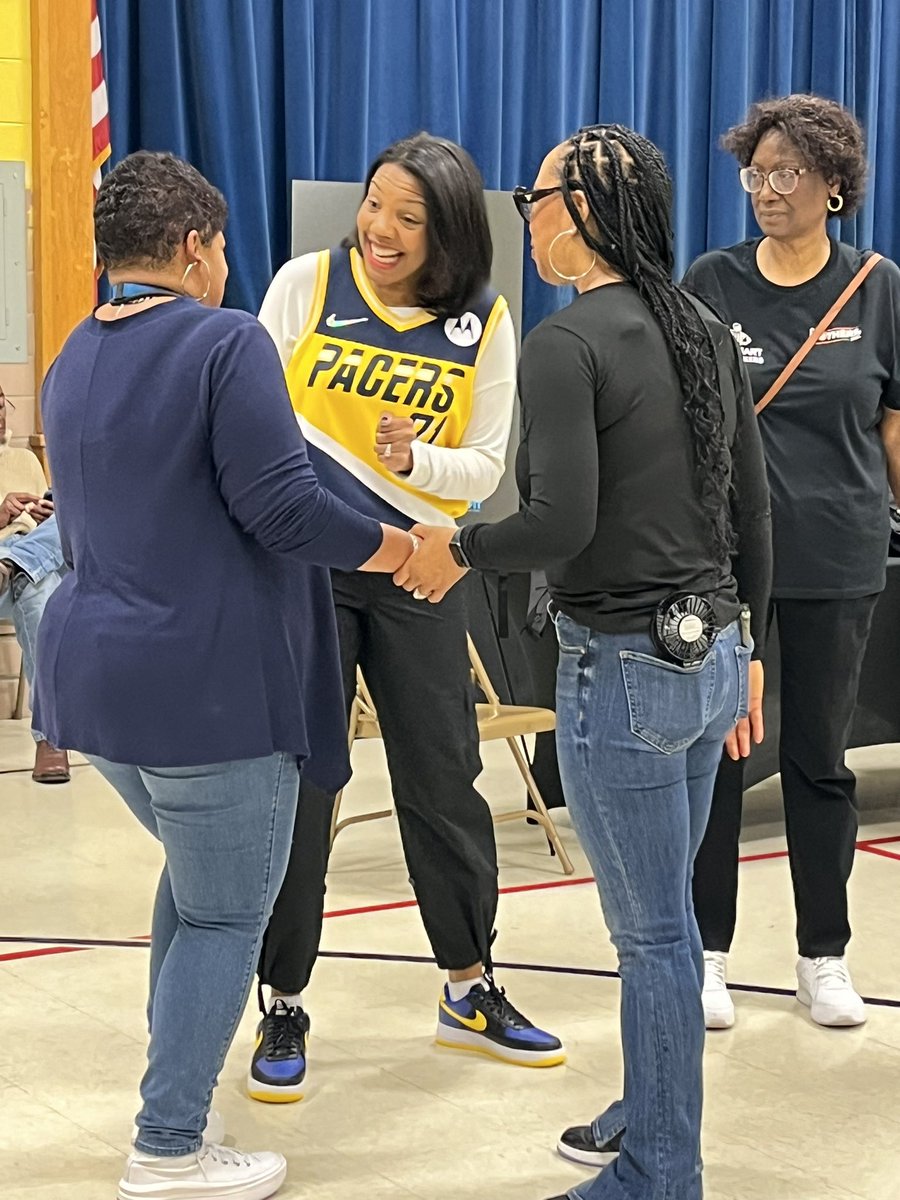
[559,125,734,564]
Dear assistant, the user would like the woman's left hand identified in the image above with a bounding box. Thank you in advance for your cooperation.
[374,413,417,474]
[393,524,467,603]
[725,659,765,760]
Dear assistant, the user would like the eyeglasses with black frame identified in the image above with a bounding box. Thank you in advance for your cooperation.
[739,166,809,196]
[512,185,565,223]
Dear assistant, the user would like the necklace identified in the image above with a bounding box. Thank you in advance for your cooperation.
[109,282,184,306]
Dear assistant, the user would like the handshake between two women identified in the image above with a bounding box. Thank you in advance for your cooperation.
[371,410,470,605]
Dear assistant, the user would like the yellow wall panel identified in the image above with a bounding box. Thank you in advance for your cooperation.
[0,58,30,119]
[0,0,30,62]
[0,120,28,160]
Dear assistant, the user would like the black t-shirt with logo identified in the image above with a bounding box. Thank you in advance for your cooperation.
[683,238,900,598]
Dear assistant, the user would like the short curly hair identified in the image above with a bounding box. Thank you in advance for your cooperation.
[722,94,868,219]
[94,151,228,270]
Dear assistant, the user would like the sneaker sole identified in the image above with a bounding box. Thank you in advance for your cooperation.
[556,1138,618,1168]
[435,1026,566,1068]
[246,1070,305,1102]
[796,984,867,1027]
[704,1010,735,1030]
[117,1157,286,1199]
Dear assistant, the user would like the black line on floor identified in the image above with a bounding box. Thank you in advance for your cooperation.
[3,936,898,1010]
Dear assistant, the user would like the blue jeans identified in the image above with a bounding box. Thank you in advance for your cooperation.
[0,516,67,742]
[554,613,749,1200]
[90,753,299,1157]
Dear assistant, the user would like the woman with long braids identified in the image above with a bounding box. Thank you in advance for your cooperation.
[399,125,772,1200]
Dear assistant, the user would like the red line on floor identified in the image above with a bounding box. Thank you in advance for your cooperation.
[859,844,900,862]
[323,898,420,919]
[323,847,802,919]
[0,946,87,964]
[7,830,898,943]
[322,875,596,918]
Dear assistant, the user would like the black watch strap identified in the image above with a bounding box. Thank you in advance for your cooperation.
[449,528,471,569]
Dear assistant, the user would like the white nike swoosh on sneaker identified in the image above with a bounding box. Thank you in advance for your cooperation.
[325,314,369,327]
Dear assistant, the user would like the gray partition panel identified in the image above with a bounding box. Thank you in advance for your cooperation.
[291,180,523,523]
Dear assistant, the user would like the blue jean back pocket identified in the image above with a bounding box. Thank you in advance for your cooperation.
[619,649,717,755]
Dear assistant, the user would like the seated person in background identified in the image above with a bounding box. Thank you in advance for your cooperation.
[0,385,68,783]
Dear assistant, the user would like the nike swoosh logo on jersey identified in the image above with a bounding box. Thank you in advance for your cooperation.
[326,313,369,328]
[439,998,488,1032]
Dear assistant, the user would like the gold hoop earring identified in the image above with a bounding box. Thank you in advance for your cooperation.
[827,194,844,214]
[548,230,597,282]
[181,259,211,301]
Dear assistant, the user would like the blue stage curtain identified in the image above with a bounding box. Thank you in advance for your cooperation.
[98,0,900,328]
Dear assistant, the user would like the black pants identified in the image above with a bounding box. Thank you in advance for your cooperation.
[258,569,499,994]
[692,594,878,959]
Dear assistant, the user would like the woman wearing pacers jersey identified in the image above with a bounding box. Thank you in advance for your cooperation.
[249,132,563,1102]
[684,96,900,1033]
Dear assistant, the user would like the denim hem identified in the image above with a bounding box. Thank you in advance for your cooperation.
[133,1137,202,1157]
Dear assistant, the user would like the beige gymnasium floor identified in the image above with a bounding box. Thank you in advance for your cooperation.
[1,717,899,1200]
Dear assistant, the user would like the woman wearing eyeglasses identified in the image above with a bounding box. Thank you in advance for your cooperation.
[683,95,900,1032]
[398,124,772,1200]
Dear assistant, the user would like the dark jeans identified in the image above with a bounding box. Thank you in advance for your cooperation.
[259,569,499,995]
[692,594,879,959]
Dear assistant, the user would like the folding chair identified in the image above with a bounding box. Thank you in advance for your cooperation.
[330,633,574,875]
[0,621,27,719]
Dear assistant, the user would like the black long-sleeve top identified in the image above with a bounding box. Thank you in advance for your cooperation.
[460,284,772,657]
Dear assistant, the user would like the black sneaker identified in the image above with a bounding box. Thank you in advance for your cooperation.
[435,975,565,1067]
[247,999,309,1103]
[557,1124,622,1167]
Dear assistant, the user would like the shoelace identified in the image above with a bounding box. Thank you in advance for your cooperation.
[704,955,727,988]
[262,1000,307,1060]
[811,956,852,990]
[200,1144,251,1169]
[480,973,531,1029]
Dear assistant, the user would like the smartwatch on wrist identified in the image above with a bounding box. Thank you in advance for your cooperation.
[448,528,472,569]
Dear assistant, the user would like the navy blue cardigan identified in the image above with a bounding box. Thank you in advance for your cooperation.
[34,299,381,790]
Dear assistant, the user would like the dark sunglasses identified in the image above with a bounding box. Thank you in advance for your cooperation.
[513,185,565,223]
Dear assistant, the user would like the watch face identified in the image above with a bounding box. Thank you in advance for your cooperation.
[449,537,467,568]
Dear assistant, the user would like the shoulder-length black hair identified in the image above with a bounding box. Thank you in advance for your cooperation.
[350,132,492,317]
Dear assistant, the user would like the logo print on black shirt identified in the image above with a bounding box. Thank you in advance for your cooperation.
[730,322,764,365]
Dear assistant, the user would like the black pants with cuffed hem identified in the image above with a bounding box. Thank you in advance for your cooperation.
[258,569,499,997]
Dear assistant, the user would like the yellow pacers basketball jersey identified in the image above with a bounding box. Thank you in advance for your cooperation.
[285,246,508,525]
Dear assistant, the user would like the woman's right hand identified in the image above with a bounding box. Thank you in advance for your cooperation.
[725,659,765,760]
[359,524,421,574]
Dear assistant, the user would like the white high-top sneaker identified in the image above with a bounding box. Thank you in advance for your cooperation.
[796,956,867,1027]
[701,951,735,1029]
[117,1142,286,1200]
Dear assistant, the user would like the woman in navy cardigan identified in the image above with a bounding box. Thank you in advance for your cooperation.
[34,152,416,1200]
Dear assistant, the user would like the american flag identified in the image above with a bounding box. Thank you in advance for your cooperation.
[91,0,110,197]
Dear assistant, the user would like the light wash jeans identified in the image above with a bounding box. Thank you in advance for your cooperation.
[90,753,299,1156]
[554,612,749,1200]
[0,515,67,742]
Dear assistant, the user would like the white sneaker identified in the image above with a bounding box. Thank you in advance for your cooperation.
[131,1108,226,1149]
[796,956,867,1027]
[117,1142,286,1200]
[702,952,735,1029]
